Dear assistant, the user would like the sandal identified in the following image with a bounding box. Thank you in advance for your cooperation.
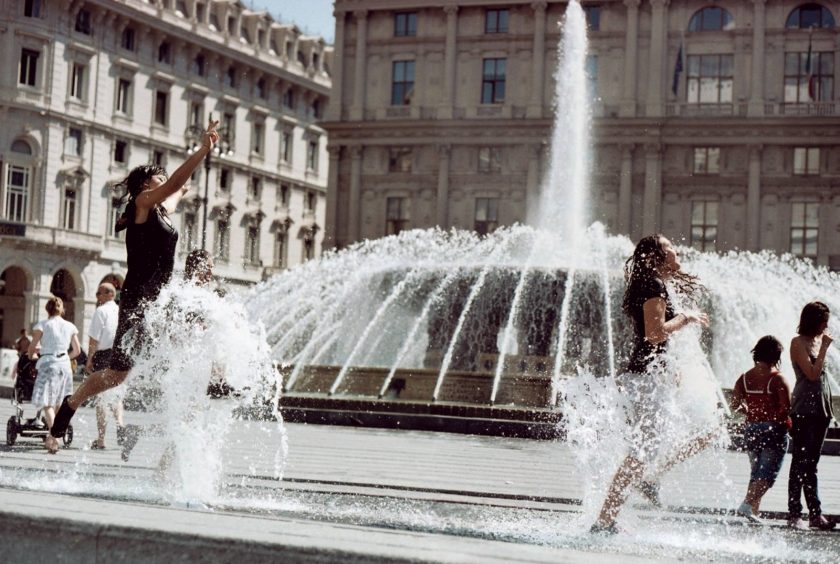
[90,440,106,450]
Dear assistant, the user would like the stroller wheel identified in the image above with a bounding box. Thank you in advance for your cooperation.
[6,416,17,446]
[63,424,74,447]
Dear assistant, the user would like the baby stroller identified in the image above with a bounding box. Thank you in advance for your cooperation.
[6,359,73,447]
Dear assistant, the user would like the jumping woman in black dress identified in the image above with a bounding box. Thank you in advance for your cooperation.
[46,120,219,453]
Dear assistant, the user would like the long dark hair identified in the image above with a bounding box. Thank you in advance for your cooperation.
[622,234,703,315]
[113,164,168,233]
[798,301,830,337]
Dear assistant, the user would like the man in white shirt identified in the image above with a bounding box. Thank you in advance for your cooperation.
[86,283,124,450]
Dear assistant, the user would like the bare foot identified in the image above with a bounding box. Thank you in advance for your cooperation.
[45,435,60,454]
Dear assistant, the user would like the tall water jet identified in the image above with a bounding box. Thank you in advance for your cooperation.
[532,0,592,249]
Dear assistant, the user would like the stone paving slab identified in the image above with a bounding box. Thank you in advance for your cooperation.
[2,402,840,562]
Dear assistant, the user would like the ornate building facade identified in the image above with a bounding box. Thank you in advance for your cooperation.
[0,0,331,347]
[323,0,840,271]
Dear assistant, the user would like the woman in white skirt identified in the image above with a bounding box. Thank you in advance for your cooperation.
[27,297,81,449]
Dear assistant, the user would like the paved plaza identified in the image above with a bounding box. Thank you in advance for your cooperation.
[1,401,839,563]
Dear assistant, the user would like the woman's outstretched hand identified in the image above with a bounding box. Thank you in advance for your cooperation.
[686,311,709,327]
[202,119,220,151]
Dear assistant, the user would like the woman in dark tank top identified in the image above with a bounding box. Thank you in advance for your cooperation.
[45,119,221,454]
[787,301,836,530]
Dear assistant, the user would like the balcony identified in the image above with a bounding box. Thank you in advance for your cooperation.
[21,224,103,255]
[665,103,747,117]
[768,102,839,116]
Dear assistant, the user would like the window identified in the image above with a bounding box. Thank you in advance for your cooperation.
[19,49,39,87]
[586,56,599,101]
[690,200,718,251]
[474,198,499,235]
[273,231,286,267]
[307,140,319,172]
[189,101,203,127]
[154,91,168,126]
[583,5,601,31]
[786,4,836,29]
[152,150,164,166]
[794,147,820,175]
[389,148,413,172]
[245,225,260,265]
[688,7,734,31]
[114,140,128,164]
[302,230,315,261]
[176,0,188,17]
[24,0,42,18]
[257,78,267,99]
[249,176,261,200]
[158,42,171,64]
[109,197,123,238]
[391,60,415,105]
[693,147,721,174]
[283,89,295,110]
[312,99,322,119]
[5,166,30,223]
[485,9,509,34]
[248,122,264,156]
[222,111,235,141]
[194,54,206,76]
[281,131,292,163]
[215,218,230,261]
[63,188,78,230]
[225,67,236,88]
[227,16,236,35]
[394,12,417,37]
[386,197,409,235]
[70,63,86,101]
[784,52,834,103]
[258,29,265,47]
[278,184,289,207]
[65,128,83,157]
[478,147,502,173]
[209,13,220,31]
[240,27,252,45]
[686,54,733,104]
[219,168,231,193]
[181,212,197,252]
[790,201,819,256]
[116,78,132,114]
[285,41,294,60]
[75,10,92,35]
[196,3,206,22]
[305,192,316,213]
[481,58,506,104]
[121,28,136,52]
[297,51,307,67]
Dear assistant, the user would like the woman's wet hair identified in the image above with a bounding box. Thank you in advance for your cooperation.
[797,301,830,337]
[184,249,212,281]
[752,335,783,366]
[113,164,168,233]
[622,234,703,315]
[45,296,64,317]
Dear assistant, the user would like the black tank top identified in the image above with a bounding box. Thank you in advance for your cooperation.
[626,276,675,374]
[121,206,179,302]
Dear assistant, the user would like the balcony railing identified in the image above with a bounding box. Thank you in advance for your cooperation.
[665,103,747,117]
[24,224,103,254]
[768,102,839,116]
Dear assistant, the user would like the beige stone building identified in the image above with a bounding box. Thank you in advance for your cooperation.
[323,0,840,269]
[0,0,331,347]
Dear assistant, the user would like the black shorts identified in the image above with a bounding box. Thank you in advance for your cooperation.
[110,295,148,372]
[91,349,113,371]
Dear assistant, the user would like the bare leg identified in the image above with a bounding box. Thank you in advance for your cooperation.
[646,431,716,482]
[745,479,771,513]
[43,406,56,429]
[94,403,107,447]
[67,369,129,410]
[111,400,125,427]
[594,455,645,528]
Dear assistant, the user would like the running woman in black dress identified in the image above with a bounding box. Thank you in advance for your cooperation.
[46,120,219,453]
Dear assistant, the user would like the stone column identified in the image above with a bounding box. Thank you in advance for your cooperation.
[327,11,346,121]
[620,0,641,117]
[348,146,363,243]
[526,144,543,219]
[747,145,762,251]
[436,145,451,227]
[324,146,341,248]
[748,0,766,116]
[350,10,368,121]
[642,143,662,234]
[618,145,634,235]
[528,1,548,118]
[440,6,459,119]
[646,0,670,117]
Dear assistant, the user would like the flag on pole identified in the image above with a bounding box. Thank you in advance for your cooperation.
[672,42,684,96]
[805,30,817,100]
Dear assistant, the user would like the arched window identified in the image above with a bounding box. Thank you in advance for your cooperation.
[786,3,835,29]
[689,7,735,31]
[4,139,35,223]
[11,139,32,154]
